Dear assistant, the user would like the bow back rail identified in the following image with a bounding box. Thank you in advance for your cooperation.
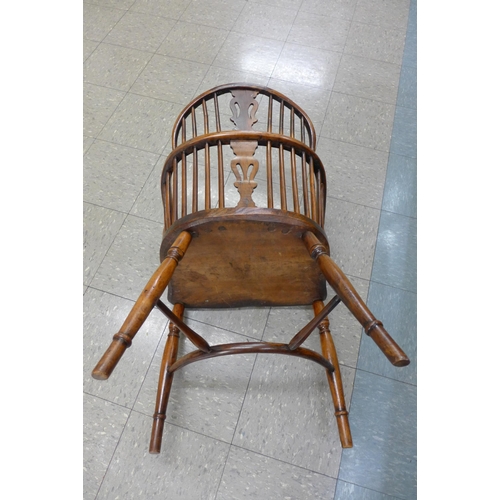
[171,83,316,149]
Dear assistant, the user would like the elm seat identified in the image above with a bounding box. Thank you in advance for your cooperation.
[91,83,410,454]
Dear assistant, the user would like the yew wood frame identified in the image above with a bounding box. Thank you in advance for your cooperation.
[92,83,410,454]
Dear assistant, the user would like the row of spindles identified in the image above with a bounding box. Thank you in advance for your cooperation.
[165,93,324,230]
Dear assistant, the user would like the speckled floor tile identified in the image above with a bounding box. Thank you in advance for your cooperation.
[353,0,410,31]
[130,54,210,104]
[247,0,303,9]
[322,197,381,280]
[333,55,401,104]
[371,211,416,293]
[299,0,358,21]
[83,42,153,92]
[129,155,167,224]
[130,0,192,20]
[195,66,270,96]
[83,39,99,62]
[96,410,229,499]
[317,136,389,209]
[181,0,247,30]
[233,339,356,476]
[158,21,229,64]
[83,3,125,42]
[83,136,95,155]
[382,153,417,218]
[358,282,416,384]
[334,481,397,500]
[287,11,351,53]
[97,93,184,154]
[390,106,417,158]
[218,446,337,500]
[232,3,296,42]
[267,79,332,129]
[83,83,125,138]
[86,0,135,8]
[396,65,417,109]
[83,394,130,500]
[103,10,176,52]
[83,202,126,285]
[135,319,256,443]
[321,93,396,151]
[344,22,406,65]
[90,215,164,300]
[272,43,342,90]
[213,32,284,78]
[83,288,167,407]
[83,139,159,211]
[338,371,417,499]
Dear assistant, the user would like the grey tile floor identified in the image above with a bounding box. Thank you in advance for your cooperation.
[83,0,417,498]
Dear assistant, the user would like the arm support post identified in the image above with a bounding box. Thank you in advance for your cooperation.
[92,231,192,380]
[303,231,409,367]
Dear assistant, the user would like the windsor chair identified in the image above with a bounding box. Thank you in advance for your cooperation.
[92,83,410,453]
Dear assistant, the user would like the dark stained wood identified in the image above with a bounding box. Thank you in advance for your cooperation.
[168,342,335,374]
[304,231,410,367]
[159,131,327,231]
[162,210,328,308]
[91,231,192,381]
[229,139,259,207]
[149,303,184,454]
[288,295,341,350]
[155,299,211,353]
[172,83,316,149]
[313,300,353,448]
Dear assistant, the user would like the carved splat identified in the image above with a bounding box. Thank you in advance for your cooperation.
[230,140,259,207]
[229,89,259,130]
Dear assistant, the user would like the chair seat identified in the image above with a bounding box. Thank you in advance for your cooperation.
[161,207,329,307]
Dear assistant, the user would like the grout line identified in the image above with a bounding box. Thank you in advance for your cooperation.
[92,406,133,500]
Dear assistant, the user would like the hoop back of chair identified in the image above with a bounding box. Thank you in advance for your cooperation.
[161,84,326,236]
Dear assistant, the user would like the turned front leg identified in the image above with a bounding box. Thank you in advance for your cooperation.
[92,231,192,380]
[304,232,409,367]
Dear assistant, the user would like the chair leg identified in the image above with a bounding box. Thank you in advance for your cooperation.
[304,231,409,367]
[92,231,192,380]
[313,300,353,448]
[149,303,184,454]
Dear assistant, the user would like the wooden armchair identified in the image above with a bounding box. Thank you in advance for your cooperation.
[92,83,410,453]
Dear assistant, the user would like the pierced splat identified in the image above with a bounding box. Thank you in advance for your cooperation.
[229,89,259,130]
[230,140,259,207]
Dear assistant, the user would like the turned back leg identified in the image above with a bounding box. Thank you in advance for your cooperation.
[150,303,184,454]
[313,300,353,448]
